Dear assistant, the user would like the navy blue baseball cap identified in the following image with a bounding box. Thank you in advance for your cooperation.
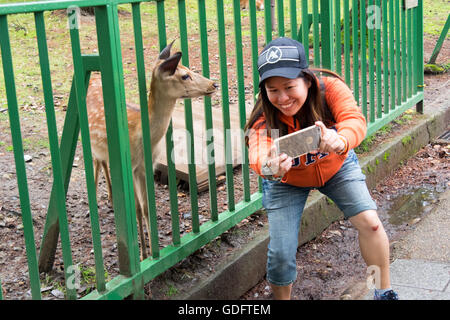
[257,37,308,84]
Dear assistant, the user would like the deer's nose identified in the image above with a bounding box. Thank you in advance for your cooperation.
[213,83,219,89]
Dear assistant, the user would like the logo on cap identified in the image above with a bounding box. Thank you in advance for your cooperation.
[266,46,282,64]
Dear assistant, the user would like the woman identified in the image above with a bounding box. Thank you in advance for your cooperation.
[245,37,398,300]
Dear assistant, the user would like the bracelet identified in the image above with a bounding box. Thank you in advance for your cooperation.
[337,135,348,155]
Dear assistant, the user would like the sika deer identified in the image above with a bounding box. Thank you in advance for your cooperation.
[86,41,217,259]
[240,0,264,11]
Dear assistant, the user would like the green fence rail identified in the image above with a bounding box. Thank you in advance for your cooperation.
[0,0,424,300]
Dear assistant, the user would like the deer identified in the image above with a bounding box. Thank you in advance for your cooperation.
[240,0,265,11]
[86,41,218,259]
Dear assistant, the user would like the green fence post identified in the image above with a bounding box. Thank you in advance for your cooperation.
[217,0,235,212]
[131,2,160,259]
[232,0,251,202]
[0,14,42,300]
[415,0,424,113]
[428,14,450,64]
[94,4,142,298]
[197,0,219,221]
[320,0,334,70]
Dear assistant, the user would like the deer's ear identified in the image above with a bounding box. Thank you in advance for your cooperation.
[158,39,176,60]
[158,52,182,76]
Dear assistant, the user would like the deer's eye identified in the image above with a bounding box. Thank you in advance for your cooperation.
[181,74,191,80]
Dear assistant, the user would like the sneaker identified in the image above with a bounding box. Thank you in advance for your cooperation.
[374,289,399,300]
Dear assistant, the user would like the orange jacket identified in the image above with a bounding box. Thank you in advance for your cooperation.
[248,76,367,187]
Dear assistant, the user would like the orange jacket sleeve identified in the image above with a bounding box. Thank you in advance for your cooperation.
[323,77,367,150]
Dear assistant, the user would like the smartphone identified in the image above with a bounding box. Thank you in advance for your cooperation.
[273,125,321,158]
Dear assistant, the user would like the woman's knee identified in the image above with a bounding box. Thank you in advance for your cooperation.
[349,210,383,234]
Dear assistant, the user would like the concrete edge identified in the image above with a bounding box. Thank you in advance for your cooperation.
[174,106,450,300]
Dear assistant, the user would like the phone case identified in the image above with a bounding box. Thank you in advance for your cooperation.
[274,125,321,158]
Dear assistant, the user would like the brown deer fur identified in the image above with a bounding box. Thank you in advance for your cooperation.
[86,42,217,259]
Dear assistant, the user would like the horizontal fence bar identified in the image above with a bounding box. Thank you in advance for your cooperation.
[366,92,424,137]
[0,0,157,15]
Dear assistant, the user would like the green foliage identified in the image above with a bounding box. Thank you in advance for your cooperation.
[355,122,393,154]
[424,63,449,74]
[401,135,412,146]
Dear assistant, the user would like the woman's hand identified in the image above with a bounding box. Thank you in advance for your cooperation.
[314,121,347,154]
[263,145,293,178]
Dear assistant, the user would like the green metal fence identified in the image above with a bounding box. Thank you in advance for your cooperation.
[0,0,424,300]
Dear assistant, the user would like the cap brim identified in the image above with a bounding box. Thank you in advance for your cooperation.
[259,67,302,84]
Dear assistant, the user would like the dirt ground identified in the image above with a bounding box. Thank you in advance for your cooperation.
[0,14,449,299]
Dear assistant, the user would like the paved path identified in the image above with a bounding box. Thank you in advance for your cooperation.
[364,189,450,300]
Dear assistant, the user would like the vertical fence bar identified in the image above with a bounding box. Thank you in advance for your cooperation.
[375,0,382,119]
[320,0,333,70]
[264,0,272,43]
[360,0,367,119]
[407,7,412,98]
[382,0,389,114]
[401,1,407,102]
[156,0,180,246]
[301,0,309,62]
[0,14,42,301]
[277,0,284,37]
[197,0,218,221]
[131,2,160,257]
[389,0,395,110]
[249,0,263,194]
[94,5,142,286]
[343,0,351,85]
[335,0,342,75]
[415,0,424,113]
[312,0,320,66]
[395,0,401,106]
[411,3,417,95]
[217,0,235,212]
[232,0,250,203]
[249,0,259,98]
[368,0,375,123]
[352,0,359,103]
[177,0,200,233]
[289,0,297,40]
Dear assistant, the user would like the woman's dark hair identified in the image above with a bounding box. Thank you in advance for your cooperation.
[244,68,344,146]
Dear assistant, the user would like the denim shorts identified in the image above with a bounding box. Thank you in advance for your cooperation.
[261,149,377,286]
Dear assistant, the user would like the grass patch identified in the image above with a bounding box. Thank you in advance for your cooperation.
[424,63,450,74]
[401,135,412,146]
[355,123,392,154]
[423,0,450,37]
